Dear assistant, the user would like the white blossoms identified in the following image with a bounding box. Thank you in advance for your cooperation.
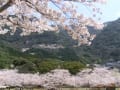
[0,0,106,45]
[0,67,120,88]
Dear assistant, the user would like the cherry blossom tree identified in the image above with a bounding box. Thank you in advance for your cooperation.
[0,0,106,45]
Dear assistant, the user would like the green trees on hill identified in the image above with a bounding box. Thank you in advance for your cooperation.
[0,42,86,74]
[91,19,120,62]
[1,18,120,74]
[14,59,85,75]
[62,61,85,74]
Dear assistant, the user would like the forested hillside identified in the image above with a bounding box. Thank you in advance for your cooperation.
[0,18,120,74]
[91,18,120,63]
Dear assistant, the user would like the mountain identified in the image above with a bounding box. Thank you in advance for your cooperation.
[0,29,81,61]
[0,29,78,49]
[0,24,103,63]
[0,30,86,74]
[1,18,120,74]
[91,18,120,63]
[0,41,39,71]
[0,26,102,64]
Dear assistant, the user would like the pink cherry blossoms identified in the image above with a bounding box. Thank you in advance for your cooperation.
[0,0,107,45]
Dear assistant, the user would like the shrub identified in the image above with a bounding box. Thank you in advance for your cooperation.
[62,61,85,75]
[37,60,60,74]
[13,59,27,67]
[17,62,37,73]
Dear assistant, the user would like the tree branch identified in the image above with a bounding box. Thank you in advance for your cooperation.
[0,0,13,12]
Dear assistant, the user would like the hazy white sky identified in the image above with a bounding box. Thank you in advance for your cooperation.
[100,0,120,22]
[74,0,120,23]
[49,0,120,23]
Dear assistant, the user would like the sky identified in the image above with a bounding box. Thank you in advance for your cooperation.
[73,0,120,23]
[83,0,120,22]
[48,0,120,23]
[99,0,120,23]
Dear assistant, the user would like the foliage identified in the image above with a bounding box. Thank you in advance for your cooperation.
[0,30,78,50]
[14,59,86,74]
[17,62,37,73]
[36,60,85,74]
[0,37,97,74]
[62,61,85,75]
[37,60,61,74]
[91,18,120,62]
